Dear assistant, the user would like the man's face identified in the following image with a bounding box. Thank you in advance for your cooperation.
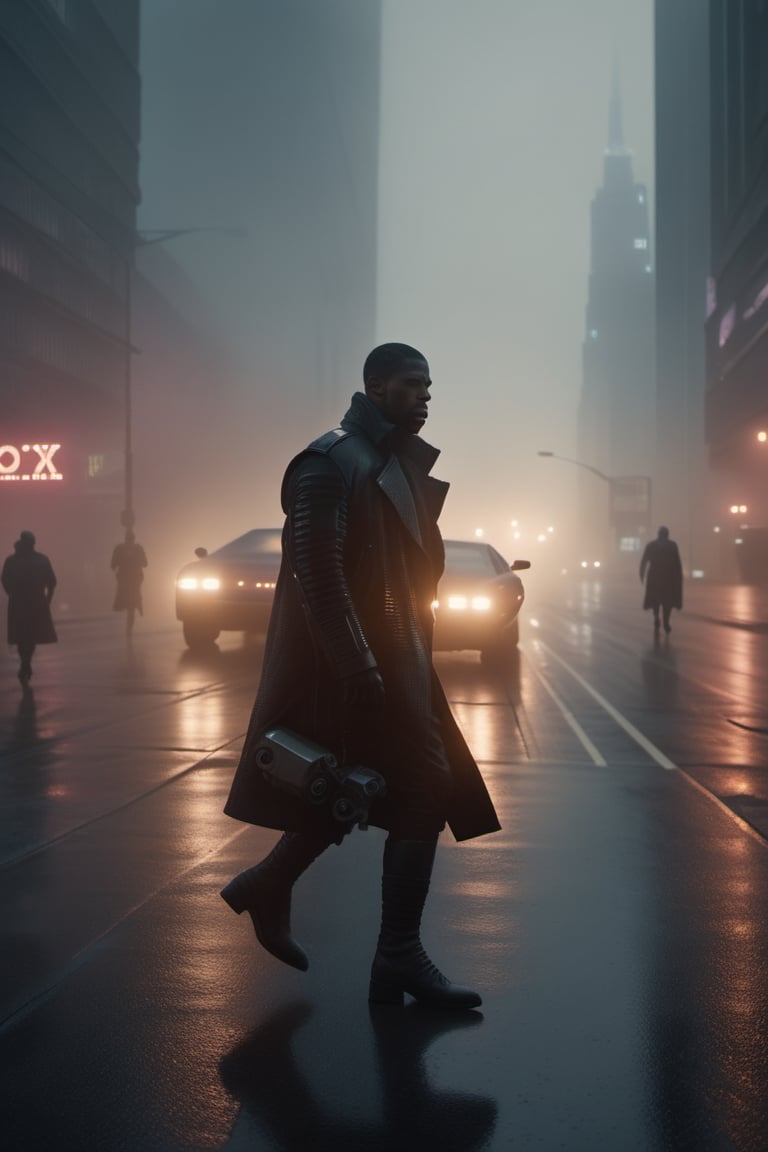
[366,357,432,434]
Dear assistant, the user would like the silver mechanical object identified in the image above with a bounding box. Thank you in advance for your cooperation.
[255,727,386,829]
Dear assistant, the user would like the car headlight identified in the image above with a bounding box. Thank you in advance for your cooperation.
[177,577,198,590]
[201,577,220,591]
[447,595,468,610]
[471,596,491,611]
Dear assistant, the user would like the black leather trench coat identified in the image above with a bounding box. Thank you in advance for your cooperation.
[224,393,501,843]
[640,537,683,610]
[2,547,58,646]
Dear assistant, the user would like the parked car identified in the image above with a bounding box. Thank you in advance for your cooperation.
[433,539,530,660]
[175,528,282,649]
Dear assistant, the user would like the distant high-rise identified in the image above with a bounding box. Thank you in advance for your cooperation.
[579,73,655,558]
[0,0,140,605]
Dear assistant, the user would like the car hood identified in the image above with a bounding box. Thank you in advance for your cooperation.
[177,555,281,579]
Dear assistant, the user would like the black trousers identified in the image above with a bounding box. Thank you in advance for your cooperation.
[346,711,452,841]
[18,642,35,669]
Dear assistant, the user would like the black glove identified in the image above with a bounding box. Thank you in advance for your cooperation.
[343,667,385,710]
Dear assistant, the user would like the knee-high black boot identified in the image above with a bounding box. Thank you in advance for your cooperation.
[221,831,330,971]
[369,838,482,1009]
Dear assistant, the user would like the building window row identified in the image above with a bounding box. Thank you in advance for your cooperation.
[0,235,30,281]
[50,0,139,131]
[38,0,139,136]
[0,217,124,336]
[0,294,122,395]
[0,151,125,294]
[0,41,137,232]
[44,0,68,23]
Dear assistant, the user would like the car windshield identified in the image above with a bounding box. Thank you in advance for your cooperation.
[443,542,498,577]
[212,529,282,558]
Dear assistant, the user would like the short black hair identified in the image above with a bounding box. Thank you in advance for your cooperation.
[363,342,427,386]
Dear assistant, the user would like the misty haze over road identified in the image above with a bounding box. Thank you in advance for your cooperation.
[138,0,653,578]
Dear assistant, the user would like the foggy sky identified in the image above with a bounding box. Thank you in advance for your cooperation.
[376,0,653,546]
[139,0,653,564]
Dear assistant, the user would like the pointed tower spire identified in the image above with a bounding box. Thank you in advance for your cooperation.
[608,55,626,155]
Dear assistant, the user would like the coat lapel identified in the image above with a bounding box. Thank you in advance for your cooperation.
[342,392,450,556]
[421,474,449,523]
[377,456,424,550]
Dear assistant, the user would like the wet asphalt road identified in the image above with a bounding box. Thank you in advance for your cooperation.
[2,578,768,1151]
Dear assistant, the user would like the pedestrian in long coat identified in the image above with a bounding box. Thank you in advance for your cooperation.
[221,343,500,1009]
[110,530,148,635]
[640,525,683,633]
[1,530,57,683]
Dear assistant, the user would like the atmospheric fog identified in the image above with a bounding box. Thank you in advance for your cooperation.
[136,0,652,604]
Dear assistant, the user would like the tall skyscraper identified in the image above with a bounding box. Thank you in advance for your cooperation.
[579,74,655,559]
[0,0,140,606]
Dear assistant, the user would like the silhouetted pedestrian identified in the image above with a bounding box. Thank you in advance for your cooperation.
[111,531,147,635]
[640,525,683,634]
[1,530,57,684]
[221,342,500,1009]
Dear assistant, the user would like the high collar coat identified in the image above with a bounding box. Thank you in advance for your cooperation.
[224,393,501,842]
[2,547,57,646]
[640,536,683,611]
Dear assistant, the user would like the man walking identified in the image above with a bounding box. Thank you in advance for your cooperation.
[221,343,500,1008]
[640,525,683,634]
[2,530,57,683]
[110,530,148,635]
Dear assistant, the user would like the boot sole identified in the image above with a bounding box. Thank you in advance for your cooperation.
[368,977,481,1009]
[220,876,248,915]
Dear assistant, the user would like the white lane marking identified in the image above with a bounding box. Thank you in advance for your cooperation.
[525,654,607,766]
[533,640,677,771]
[673,768,768,848]
[528,640,768,848]
[539,601,753,710]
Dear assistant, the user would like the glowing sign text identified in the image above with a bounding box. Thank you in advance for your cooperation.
[0,443,63,482]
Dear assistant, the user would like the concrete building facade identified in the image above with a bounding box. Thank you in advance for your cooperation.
[0,0,140,608]
[654,0,713,577]
[706,0,768,582]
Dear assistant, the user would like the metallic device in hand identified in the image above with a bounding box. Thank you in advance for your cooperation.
[255,727,386,829]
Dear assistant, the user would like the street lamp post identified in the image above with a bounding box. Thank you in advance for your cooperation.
[121,226,245,530]
[537,450,653,562]
[536,450,612,483]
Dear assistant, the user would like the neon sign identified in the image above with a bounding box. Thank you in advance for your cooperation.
[0,443,63,482]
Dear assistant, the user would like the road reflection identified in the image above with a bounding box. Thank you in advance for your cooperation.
[436,649,525,767]
[176,634,264,686]
[649,787,768,1147]
[14,683,38,744]
[219,1001,497,1151]
[640,636,679,710]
